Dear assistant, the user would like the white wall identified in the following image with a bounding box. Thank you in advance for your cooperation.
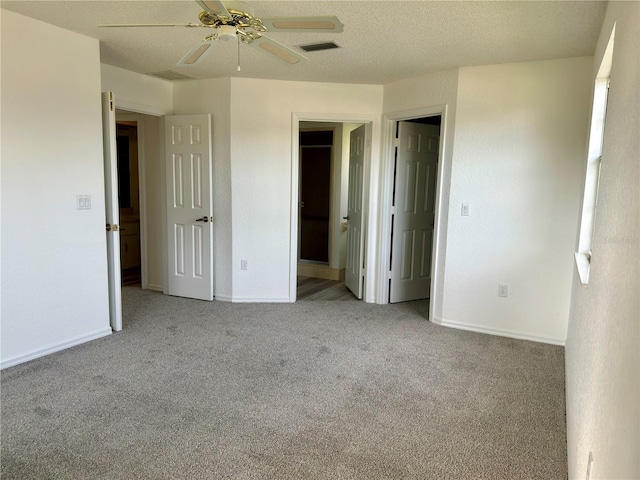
[565,2,640,479]
[101,64,173,116]
[173,78,233,301]
[441,57,592,344]
[229,78,383,302]
[1,10,111,368]
[383,69,459,315]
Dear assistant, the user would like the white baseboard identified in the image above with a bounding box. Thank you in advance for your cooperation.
[144,284,163,292]
[436,317,565,346]
[215,294,233,303]
[1,327,113,370]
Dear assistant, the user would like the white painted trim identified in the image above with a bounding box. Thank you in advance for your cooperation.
[160,117,169,296]
[0,328,113,370]
[137,118,149,290]
[437,317,566,346]
[114,99,171,117]
[363,121,380,304]
[574,252,590,287]
[215,294,233,303]
[290,115,300,303]
[290,113,381,304]
[379,105,448,323]
[231,296,292,303]
[145,284,164,292]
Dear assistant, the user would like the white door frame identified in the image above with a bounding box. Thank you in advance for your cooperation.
[379,105,449,322]
[290,113,381,303]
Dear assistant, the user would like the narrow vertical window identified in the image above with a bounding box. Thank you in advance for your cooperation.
[575,25,615,286]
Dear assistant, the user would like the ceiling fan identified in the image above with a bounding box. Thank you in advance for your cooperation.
[99,0,344,68]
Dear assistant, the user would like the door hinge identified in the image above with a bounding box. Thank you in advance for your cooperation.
[106,223,119,232]
[108,92,114,112]
[393,138,400,148]
[391,205,396,215]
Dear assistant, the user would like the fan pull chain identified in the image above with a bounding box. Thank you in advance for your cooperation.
[237,34,241,72]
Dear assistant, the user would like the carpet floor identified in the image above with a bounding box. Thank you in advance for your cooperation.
[1,287,567,479]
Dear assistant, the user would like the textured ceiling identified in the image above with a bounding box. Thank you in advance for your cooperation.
[1,0,607,84]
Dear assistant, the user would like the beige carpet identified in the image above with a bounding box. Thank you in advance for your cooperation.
[1,287,567,479]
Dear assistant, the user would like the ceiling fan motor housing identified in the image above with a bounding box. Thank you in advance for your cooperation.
[218,24,237,41]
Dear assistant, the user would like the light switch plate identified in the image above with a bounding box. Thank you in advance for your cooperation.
[77,195,91,210]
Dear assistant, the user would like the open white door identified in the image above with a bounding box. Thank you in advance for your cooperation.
[390,121,440,303]
[102,92,123,331]
[165,114,214,301]
[344,125,367,299]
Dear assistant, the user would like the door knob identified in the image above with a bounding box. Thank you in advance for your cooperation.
[195,216,212,223]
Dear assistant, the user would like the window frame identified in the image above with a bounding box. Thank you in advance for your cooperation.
[575,26,615,286]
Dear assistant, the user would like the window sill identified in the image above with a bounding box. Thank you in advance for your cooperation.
[574,252,590,287]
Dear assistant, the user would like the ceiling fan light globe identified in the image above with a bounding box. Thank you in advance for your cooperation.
[218,24,237,41]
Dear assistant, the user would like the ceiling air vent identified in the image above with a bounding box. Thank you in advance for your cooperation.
[299,42,341,53]
[147,70,193,81]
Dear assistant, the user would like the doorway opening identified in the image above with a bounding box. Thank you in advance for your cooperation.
[103,93,167,332]
[293,120,369,302]
[299,129,333,266]
[116,121,142,286]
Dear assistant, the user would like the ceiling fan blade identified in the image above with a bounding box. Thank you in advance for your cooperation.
[98,23,203,28]
[260,16,344,33]
[250,35,307,65]
[177,40,216,66]
[195,0,230,17]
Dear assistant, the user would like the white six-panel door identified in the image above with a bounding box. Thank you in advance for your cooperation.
[390,122,440,303]
[345,125,367,299]
[165,114,214,301]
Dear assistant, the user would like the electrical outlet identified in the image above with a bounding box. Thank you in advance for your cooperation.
[585,452,593,480]
[240,259,248,271]
[498,284,509,297]
[461,203,470,216]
